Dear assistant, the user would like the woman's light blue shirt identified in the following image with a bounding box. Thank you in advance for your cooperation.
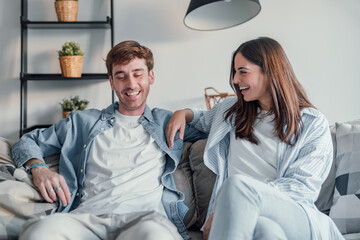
[190,98,343,240]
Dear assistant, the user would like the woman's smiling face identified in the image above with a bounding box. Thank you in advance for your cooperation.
[233,53,272,111]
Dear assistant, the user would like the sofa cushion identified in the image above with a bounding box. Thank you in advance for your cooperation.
[188,139,216,229]
[329,120,360,234]
[173,142,197,228]
[174,140,217,229]
[0,137,14,165]
[343,232,360,240]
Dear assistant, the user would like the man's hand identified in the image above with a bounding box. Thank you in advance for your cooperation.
[29,161,71,207]
[165,109,194,149]
[203,213,214,240]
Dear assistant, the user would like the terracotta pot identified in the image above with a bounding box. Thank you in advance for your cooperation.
[62,111,71,118]
[55,1,78,22]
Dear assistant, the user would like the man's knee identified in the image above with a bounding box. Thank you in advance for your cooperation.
[117,220,178,240]
[20,214,95,240]
[20,215,61,240]
[135,221,176,240]
[140,223,174,240]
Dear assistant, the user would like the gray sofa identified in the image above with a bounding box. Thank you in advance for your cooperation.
[0,119,359,239]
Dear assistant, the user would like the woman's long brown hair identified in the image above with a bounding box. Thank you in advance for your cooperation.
[225,37,315,146]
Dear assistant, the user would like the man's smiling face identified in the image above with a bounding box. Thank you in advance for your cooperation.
[110,57,154,116]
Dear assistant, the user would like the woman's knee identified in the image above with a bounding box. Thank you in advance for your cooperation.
[254,216,287,240]
[221,175,259,196]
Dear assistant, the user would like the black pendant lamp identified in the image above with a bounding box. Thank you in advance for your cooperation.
[184,0,261,31]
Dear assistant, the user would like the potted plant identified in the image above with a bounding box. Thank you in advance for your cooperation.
[55,0,79,22]
[59,95,89,118]
[58,41,84,78]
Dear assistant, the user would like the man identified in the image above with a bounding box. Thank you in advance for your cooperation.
[12,40,205,240]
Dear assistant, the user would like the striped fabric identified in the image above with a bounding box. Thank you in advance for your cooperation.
[330,121,360,234]
[190,98,343,239]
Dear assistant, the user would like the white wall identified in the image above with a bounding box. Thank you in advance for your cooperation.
[1,0,360,141]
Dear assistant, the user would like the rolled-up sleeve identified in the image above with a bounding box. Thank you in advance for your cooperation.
[12,116,71,167]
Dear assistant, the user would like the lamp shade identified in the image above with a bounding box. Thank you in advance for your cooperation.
[184,0,261,31]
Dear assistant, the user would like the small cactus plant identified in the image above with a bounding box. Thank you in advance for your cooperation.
[60,96,89,112]
[58,41,83,57]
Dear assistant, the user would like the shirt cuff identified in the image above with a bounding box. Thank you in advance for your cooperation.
[187,108,202,125]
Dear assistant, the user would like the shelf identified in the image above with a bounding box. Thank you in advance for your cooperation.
[21,17,112,29]
[21,73,109,81]
[23,125,52,135]
[20,0,114,137]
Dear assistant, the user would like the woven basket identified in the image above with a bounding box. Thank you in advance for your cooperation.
[55,1,78,22]
[59,56,83,78]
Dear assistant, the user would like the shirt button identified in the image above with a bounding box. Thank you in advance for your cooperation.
[80,169,83,173]
[76,193,79,196]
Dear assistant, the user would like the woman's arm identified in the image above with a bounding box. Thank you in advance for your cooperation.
[166,109,194,149]
[166,99,232,148]
[166,109,194,148]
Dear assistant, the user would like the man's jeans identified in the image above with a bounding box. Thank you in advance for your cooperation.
[209,175,311,240]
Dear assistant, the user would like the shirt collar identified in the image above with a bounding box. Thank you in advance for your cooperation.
[142,105,154,122]
[300,107,319,118]
[101,102,154,122]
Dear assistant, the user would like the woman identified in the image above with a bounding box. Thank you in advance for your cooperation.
[166,37,343,240]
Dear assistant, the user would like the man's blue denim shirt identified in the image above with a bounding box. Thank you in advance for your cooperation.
[12,102,206,239]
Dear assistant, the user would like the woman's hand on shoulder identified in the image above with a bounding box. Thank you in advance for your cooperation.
[166,109,192,149]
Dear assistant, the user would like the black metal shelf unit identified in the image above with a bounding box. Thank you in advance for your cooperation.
[20,0,114,136]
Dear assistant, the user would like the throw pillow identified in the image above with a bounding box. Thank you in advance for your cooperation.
[188,139,216,229]
[0,137,14,165]
[329,120,360,234]
[173,142,197,228]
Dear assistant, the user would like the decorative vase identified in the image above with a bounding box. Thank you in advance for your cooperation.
[55,0,78,22]
[59,55,83,78]
[62,111,71,118]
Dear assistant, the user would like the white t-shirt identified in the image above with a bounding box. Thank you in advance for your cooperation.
[72,110,166,216]
[228,112,280,182]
